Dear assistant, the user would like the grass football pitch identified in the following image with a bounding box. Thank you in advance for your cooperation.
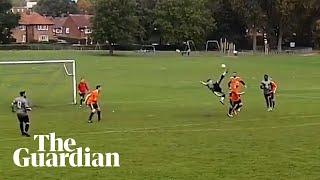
[0,51,319,179]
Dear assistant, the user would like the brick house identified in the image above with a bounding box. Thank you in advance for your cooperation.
[12,12,55,43]
[54,14,93,44]
[52,17,67,37]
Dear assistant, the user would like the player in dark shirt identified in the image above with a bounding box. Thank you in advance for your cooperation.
[200,69,228,105]
[11,91,32,137]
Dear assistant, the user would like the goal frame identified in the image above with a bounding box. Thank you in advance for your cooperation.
[0,60,77,104]
[206,40,221,52]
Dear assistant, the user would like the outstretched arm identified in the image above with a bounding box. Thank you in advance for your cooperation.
[200,81,208,86]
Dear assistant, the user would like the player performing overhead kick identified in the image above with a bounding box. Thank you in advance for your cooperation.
[200,65,228,105]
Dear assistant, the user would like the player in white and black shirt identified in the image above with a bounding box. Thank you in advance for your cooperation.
[260,74,277,111]
[200,69,228,105]
[12,91,32,137]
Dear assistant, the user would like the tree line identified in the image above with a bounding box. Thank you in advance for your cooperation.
[1,0,320,54]
[91,0,320,54]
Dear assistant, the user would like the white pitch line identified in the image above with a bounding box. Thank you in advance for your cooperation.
[279,94,320,99]
[66,122,320,135]
[1,115,320,142]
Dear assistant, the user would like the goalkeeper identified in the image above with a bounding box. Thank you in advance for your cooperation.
[200,69,228,105]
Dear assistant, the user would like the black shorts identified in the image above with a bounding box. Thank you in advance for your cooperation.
[264,93,274,99]
[89,103,99,110]
[79,93,86,98]
[17,114,29,123]
[230,99,242,107]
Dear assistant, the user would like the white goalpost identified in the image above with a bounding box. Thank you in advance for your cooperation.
[0,60,77,104]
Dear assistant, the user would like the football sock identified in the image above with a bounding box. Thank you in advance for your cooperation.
[80,98,83,105]
[19,122,24,134]
[25,123,29,133]
[272,100,275,109]
[97,111,101,120]
[265,96,270,108]
[89,112,94,120]
[268,97,272,109]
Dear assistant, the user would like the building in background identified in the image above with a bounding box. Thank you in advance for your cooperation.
[11,0,37,13]
[54,14,93,45]
[12,12,55,43]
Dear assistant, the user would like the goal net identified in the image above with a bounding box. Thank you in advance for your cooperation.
[0,60,77,107]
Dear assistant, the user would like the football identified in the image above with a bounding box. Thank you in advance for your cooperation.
[221,64,226,68]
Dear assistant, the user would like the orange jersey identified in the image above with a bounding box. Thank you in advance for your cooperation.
[229,90,241,102]
[229,76,245,91]
[86,90,100,104]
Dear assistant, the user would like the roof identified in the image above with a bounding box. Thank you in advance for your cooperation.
[68,14,93,28]
[52,17,67,28]
[19,12,54,25]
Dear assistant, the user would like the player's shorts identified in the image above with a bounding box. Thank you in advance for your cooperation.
[79,92,86,98]
[17,114,29,123]
[230,99,242,107]
[89,103,99,110]
[264,93,274,99]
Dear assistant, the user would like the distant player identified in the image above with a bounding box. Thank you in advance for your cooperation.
[11,91,32,137]
[260,74,277,111]
[78,78,89,107]
[85,85,102,123]
[200,69,228,104]
[228,88,245,117]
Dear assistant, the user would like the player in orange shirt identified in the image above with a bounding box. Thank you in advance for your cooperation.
[85,85,102,123]
[228,88,245,118]
[228,72,246,92]
[270,79,278,110]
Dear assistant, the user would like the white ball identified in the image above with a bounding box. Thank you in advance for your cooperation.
[221,64,226,68]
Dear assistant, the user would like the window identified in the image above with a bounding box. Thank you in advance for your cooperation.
[85,28,92,34]
[38,35,49,42]
[65,28,70,34]
[55,28,63,34]
[37,25,48,31]
[19,25,26,31]
[22,35,26,43]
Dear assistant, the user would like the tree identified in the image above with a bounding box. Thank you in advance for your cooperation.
[135,0,157,44]
[294,0,320,47]
[230,0,266,52]
[155,0,215,47]
[0,0,20,44]
[11,0,26,6]
[262,0,299,51]
[34,0,79,17]
[206,0,246,48]
[92,0,139,55]
[77,0,94,14]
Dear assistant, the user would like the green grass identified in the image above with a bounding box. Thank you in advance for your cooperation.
[0,51,320,180]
